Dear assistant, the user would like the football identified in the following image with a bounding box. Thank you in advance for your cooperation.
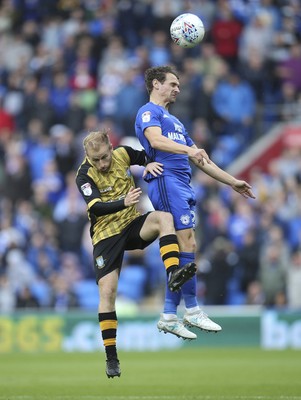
[170,13,205,48]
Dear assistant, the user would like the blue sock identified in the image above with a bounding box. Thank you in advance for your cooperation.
[180,252,198,309]
[163,251,197,314]
[163,278,181,314]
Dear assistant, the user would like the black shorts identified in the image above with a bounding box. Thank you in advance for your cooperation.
[93,212,156,283]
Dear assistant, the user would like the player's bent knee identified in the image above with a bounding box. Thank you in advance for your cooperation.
[159,212,176,234]
[158,211,173,222]
[148,211,175,235]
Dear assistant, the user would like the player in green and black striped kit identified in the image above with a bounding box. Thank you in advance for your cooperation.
[76,130,196,378]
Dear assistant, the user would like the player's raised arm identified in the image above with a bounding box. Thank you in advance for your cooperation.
[144,126,210,166]
[191,157,256,199]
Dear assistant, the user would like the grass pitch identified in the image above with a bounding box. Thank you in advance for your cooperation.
[0,348,300,400]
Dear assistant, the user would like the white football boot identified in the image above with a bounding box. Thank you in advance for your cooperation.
[183,309,222,333]
[157,314,197,340]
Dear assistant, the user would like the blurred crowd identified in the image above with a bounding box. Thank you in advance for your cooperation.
[0,0,301,313]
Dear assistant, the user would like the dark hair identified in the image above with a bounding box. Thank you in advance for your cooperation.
[144,65,179,94]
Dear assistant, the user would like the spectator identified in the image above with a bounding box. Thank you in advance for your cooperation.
[259,242,288,307]
[50,274,79,312]
[287,249,301,308]
[189,118,213,155]
[13,200,37,240]
[50,124,78,179]
[2,140,32,207]
[211,67,256,154]
[24,87,55,133]
[16,286,40,309]
[238,48,270,103]
[245,280,264,306]
[65,92,87,134]
[53,171,87,253]
[201,236,235,305]
[115,67,147,136]
[148,30,171,66]
[97,65,123,119]
[0,96,15,144]
[194,41,225,79]
[169,62,196,130]
[34,159,64,205]
[98,35,129,76]
[0,214,25,258]
[21,75,39,130]
[26,230,59,278]
[226,198,256,250]
[191,75,220,136]
[0,31,33,72]
[0,274,15,313]
[276,42,301,91]
[196,192,230,251]
[25,120,55,181]
[279,82,298,122]
[237,229,260,293]
[269,14,299,63]
[49,71,72,124]
[210,0,243,67]
[5,248,37,293]
[238,10,274,64]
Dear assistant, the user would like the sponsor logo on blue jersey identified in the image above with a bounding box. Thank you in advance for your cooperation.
[168,131,186,142]
[174,123,183,132]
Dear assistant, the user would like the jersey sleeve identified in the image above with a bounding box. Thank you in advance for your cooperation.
[122,146,147,166]
[76,167,126,216]
[135,105,161,162]
[139,106,161,132]
[183,126,195,147]
[76,169,100,208]
[185,134,195,147]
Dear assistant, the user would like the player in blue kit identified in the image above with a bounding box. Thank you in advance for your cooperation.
[135,66,256,339]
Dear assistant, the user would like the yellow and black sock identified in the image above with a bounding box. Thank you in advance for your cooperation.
[99,311,118,360]
[159,234,180,277]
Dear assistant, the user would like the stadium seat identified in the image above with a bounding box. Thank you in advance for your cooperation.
[73,280,99,310]
[118,265,147,302]
[30,281,51,307]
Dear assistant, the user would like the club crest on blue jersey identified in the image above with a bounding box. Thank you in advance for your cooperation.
[180,214,190,225]
[142,111,151,122]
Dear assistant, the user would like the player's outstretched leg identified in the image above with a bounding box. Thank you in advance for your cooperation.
[168,262,197,292]
[99,311,121,378]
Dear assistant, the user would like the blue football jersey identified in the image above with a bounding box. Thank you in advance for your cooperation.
[135,102,195,182]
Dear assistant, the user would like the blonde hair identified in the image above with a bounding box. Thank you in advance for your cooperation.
[83,130,110,154]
